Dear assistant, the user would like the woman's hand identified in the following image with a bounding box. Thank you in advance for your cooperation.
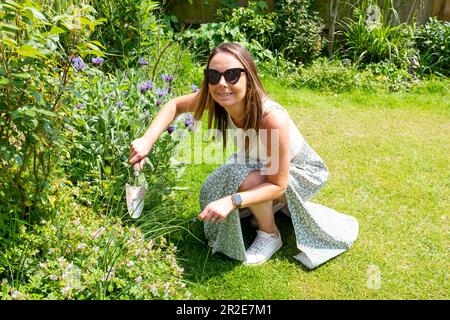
[129,136,152,171]
[198,196,235,224]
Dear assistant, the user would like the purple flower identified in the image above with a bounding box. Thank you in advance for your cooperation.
[73,103,85,109]
[154,88,168,97]
[122,90,129,96]
[138,57,149,66]
[139,81,154,94]
[156,99,161,107]
[72,56,87,71]
[162,74,174,82]
[182,113,194,131]
[116,102,124,107]
[91,56,104,65]
[166,124,176,134]
[191,84,199,93]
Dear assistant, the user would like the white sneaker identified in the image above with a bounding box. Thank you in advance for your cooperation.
[244,229,282,266]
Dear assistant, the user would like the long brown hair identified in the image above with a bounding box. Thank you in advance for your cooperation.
[193,42,268,149]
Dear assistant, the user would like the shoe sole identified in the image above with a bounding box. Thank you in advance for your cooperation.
[243,240,282,266]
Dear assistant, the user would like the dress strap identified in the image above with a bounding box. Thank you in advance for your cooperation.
[262,100,287,117]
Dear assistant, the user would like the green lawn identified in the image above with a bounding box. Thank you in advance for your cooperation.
[171,80,450,299]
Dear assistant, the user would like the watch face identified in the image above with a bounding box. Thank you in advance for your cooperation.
[233,194,242,207]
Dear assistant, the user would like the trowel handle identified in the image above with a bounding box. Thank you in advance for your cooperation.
[133,162,141,176]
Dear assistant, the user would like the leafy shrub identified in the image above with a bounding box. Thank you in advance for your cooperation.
[415,17,450,76]
[275,58,414,93]
[273,0,325,63]
[294,58,365,92]
[337,5,416,68]
[91,0,160,70]
[181,21,275,67]
[0,1,104,239]
[182,22,247,61]
[258,52,303,87]
[62,56,196,215]
[364,60,413,91]
[217,1,276,49]
[0,188,190,300]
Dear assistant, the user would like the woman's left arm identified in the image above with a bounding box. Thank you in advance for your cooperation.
[198,110,290,222]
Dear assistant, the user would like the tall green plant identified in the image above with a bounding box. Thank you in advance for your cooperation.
[337,1,415,68]
[415,17,450,76]
[91,0,160,70]
[0,0,104,240]
[273,0,325,63]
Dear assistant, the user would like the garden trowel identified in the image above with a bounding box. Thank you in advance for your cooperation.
[126,163,148,219]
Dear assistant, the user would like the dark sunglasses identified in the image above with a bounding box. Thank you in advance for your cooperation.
[204,68,245,85]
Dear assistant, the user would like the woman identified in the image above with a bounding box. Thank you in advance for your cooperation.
[129,42,358,269]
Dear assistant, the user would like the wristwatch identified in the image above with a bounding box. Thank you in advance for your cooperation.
[231,193,243,209]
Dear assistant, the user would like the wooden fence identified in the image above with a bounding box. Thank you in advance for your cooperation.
[166,0,450,25]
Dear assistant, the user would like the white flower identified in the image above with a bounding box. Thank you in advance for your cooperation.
[76,243,87,250]
[11,290,22,300]
[91,227,106,240]
[134,276,142,283]
[127,261,135,267]
[61,285,71,296]
[102,268,115,282]
[49,274,59,281]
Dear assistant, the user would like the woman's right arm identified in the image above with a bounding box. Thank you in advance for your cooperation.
[129,92,198,170]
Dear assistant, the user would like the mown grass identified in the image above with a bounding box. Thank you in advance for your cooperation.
[171,79,449,299]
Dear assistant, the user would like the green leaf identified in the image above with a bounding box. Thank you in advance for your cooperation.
[1,1,20,11]
[80,16,94,31]
[23,6,47,22]
[90,40,105,49]
[0,22,19,33]
[33,108,55,117]
[13,73,31,79]
[29,118,38,128]
[0,77,10,85]
[16,45,46,59]
[49,26,65,35]
[1,38,18,48]
[23,109,36,117]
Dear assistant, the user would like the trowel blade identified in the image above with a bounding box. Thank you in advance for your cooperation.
[126,184,146,218]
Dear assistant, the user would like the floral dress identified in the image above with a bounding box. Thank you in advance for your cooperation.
[199,100,359,269]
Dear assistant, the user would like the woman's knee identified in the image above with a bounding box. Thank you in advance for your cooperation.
[238,170,266,192]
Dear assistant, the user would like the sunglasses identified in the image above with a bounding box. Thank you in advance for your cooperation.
[204,68,245,85]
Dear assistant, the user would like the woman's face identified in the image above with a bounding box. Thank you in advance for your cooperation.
[207,52,247,111]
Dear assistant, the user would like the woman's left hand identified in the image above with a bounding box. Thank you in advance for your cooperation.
[198,196,235,224]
